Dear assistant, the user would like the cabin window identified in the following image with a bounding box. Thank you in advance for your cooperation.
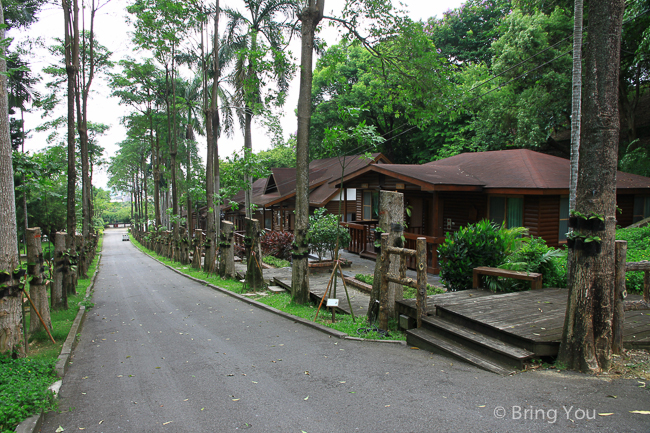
[559,196,569,241]
[489,197,523,228]
[633,196,650,223]
[362,191,379,220]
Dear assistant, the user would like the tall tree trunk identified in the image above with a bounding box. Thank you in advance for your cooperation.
[0,0,23,354]
[78,0,97,240]
[243,29,258,220]
[63,0,79,298]
[558,0,625,373]
[154,128,161,227]
[292,0,324,304]
[205,3,221,273]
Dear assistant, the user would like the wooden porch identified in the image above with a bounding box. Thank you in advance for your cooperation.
[397,288,650,374]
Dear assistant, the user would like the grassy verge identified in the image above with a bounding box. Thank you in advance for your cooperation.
[3,234,103,432]
[130,235,405,340]
[27,237,102,359]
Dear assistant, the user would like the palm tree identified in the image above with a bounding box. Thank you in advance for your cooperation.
[223,0,296,218]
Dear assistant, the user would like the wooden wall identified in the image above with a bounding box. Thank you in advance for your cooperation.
[439,192,488,235]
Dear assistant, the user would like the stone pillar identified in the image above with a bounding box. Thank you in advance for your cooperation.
[219,221,236,279]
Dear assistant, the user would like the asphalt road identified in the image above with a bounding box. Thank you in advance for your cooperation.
[40,228,650,432]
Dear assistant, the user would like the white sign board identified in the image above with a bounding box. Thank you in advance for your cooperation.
[326,298,339,307]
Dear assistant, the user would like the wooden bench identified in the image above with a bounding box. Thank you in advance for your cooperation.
[472,266,542,290]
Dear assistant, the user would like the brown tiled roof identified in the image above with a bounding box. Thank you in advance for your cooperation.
[309,153,388,205]
[338,149,650,192]
[226,153,389,209]
[425,149,568,189]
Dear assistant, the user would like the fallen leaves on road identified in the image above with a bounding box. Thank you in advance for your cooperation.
[630,410,650,415]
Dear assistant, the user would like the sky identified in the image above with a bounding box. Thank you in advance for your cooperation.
[10,0,465,190]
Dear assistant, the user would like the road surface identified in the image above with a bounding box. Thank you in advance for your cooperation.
[40,228,650,432]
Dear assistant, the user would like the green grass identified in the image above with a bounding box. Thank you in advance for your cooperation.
[0,356,58,433]
[131,235,405,340]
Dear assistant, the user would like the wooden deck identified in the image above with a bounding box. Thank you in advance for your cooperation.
[398,288,650,357]
[272,269,370,317]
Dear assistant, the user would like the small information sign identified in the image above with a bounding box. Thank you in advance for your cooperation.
[326,298,339,307]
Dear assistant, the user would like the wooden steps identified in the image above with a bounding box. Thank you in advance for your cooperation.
[407,328,514,376]
[406,315,535,374]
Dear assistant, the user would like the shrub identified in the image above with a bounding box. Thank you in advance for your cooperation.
[263,255,291,268]
[438,220,526,291]
[616,225,650,294]
[260,230,294,261]
[0,357,57,432]
[308,208,351,261]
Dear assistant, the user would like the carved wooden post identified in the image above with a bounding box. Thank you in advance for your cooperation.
[219,221,236,278]
[613,240,627,354]
[378,233,390,330]
[244,218,264,291]
[75,234,86,278]
[179,227,189,265]
[192,229,202,270]
[416,237,427,328]
[166,231,173,259]
[27,228,52,334]
[52,232,68,311]
[367,190,404,323]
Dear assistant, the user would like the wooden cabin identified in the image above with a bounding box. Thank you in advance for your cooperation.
[337,149,650,251]
[223,153,392,230]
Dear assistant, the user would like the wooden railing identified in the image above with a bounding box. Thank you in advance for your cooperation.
[233,231,245,258]
[340,222,443,274]
[340,221,377,255]
[403,232,444,274]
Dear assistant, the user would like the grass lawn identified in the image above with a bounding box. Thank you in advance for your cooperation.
[130,235,405,341]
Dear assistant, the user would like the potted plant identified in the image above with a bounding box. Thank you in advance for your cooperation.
[587,213,605,231]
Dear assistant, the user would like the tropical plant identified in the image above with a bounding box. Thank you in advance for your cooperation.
[438,220,526,291]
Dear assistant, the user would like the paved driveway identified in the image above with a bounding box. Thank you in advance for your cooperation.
[40,228,650,432]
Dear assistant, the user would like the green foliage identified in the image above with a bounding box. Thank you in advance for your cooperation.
[616,225,650,294]
[492,237,567,292]
[308,209,351,262]
[262,255,291,268]
[256,135,296,169]
[438,220,525,291]
[260,230,294,262]
[0,357,57,432]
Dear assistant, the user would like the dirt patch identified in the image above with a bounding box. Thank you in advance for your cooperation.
[607,349,650,381]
